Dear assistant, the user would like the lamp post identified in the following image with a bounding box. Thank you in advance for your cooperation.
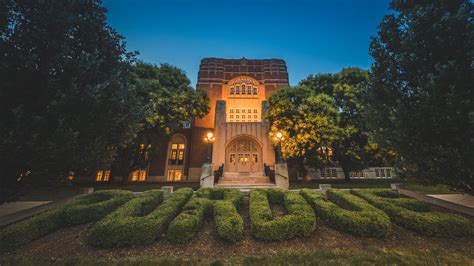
[275,132,285,163]
[204,132,215,163]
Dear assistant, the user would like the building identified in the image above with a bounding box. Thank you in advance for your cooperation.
[89,57,396,185]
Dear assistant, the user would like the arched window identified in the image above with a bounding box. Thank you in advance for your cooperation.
[166,135,186,181]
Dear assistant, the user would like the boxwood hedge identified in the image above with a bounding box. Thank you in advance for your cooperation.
[166,188,243,244]
[0,190,133,252]
[87,188,193,247]
[351,189,474,237]
[250,189,315,241]
[300,188,391,237]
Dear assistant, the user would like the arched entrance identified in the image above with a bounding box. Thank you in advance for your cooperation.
[226,137,262,173]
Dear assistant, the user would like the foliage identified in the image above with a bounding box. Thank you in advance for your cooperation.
[88,188,193,247]
[113,62,209,177]
[351,189,473,237]
[249,189,315,241]
[0,190,133,252]
[167,188,243,244]
[300,69,368,179]
[266,87,340,179]
[0,0,145,202]
[364,0,474,191]
[300,188,391,237]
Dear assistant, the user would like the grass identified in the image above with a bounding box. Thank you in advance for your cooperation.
[2,247,473,265]
[403,182,459,194]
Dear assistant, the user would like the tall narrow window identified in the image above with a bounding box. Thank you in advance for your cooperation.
[247,86,252,94]
[96,170,103,181]
[104,170,110,181]
[236,86,240,94]
[230,87,234,95]
[253,87,257,95]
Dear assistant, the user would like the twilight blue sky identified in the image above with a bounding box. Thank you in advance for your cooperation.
[103,0,392,86]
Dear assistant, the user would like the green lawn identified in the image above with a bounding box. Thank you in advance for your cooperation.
[3,247,473,265]
[18,186,82,201]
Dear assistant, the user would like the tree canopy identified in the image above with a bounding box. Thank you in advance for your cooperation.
[365,0,473,190]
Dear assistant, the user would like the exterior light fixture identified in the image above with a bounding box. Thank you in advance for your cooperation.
[204,132,215,163]
[274,132,285,163]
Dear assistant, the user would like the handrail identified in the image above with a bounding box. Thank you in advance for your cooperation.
[201,174,213,181]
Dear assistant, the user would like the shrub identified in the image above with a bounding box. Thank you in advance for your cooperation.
[87,188,193,247]
[351,189,474,237]
[167,188,243,244]
[0,190,133,252]
[300,189,391,237]
[249,189,315,241]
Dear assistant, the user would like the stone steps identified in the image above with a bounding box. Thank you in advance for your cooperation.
[216,173,275,190]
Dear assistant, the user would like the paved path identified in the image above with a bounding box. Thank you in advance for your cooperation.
[0,201,51,218]
[427,194,474,208]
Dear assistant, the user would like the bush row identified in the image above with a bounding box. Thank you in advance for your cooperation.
[87,188,193,247]
[300,189,391,237]
[0,190,133,252]
[167,188,244,244]
[351,189,474,237]
[250,189,315,241]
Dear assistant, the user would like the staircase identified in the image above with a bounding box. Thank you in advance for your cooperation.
[214,172,277,190]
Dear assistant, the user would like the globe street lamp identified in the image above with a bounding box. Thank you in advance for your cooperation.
[204,132,215,163]
[274,132,285,163]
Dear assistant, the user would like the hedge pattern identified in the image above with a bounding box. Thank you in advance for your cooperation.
[0,190,133,252]
[167,188,244,244]
[351,189,474,237]
[87,188,193,247]
[250,189,315,241]
[300,189,391,237]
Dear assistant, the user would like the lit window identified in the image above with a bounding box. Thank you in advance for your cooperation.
[104,170,110,181]
[139,170,146,181]
[167,170,174,181]
[169,142,185,165]
[175,170,182,181]
[96,170,103,181]
[131,170,139,181]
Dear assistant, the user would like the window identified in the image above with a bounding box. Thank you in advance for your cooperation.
[236,115,239,119]
[96,170,103,181]
[230,109,234,113]
[230,87,234,95]
[236,109,240,113]
[236,86,240,94]
[247,109,251,113]
[254,115,258,119]
[131,169,146,182]
[167,169,182,181]
[253,109,257,113]
[104,170,110,181]
[241,87,246,95]
[169,143,185,165]
[247,86,252,94]
[242,109,246,113]
[230,115,234,119]
[386,169,391,177]
[253,87,257,95]
[248,115,251,119]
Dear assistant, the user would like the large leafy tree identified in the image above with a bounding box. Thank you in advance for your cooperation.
[365,0,473,190]
[0,0,145,202]
[267,87,340,180]
[300,68,372,181]
[113,62,209,178]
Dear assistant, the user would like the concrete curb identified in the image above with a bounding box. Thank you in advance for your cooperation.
[398,189,474,217]
[0,196,77,228]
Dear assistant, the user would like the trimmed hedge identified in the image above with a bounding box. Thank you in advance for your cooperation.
[0,190,133,252]
[250,189,315,241]
[300,189,391,237]
[87,188,193,247]
[351,189,474,237]
[167,188,243,244]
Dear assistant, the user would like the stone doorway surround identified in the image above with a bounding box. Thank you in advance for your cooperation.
[226,137,262,173]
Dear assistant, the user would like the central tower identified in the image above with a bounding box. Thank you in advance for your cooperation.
[188,58,289,177]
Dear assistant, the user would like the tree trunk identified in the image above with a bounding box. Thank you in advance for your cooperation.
[343,168,351,183]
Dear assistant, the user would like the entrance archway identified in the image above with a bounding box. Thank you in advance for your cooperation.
[226,137,262,173]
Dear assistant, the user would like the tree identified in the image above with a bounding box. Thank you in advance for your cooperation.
[0,0,145,202]
[365,0,473,190]
[113,62,209,180]
[300,68,371,181]
[267,87,340,181]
